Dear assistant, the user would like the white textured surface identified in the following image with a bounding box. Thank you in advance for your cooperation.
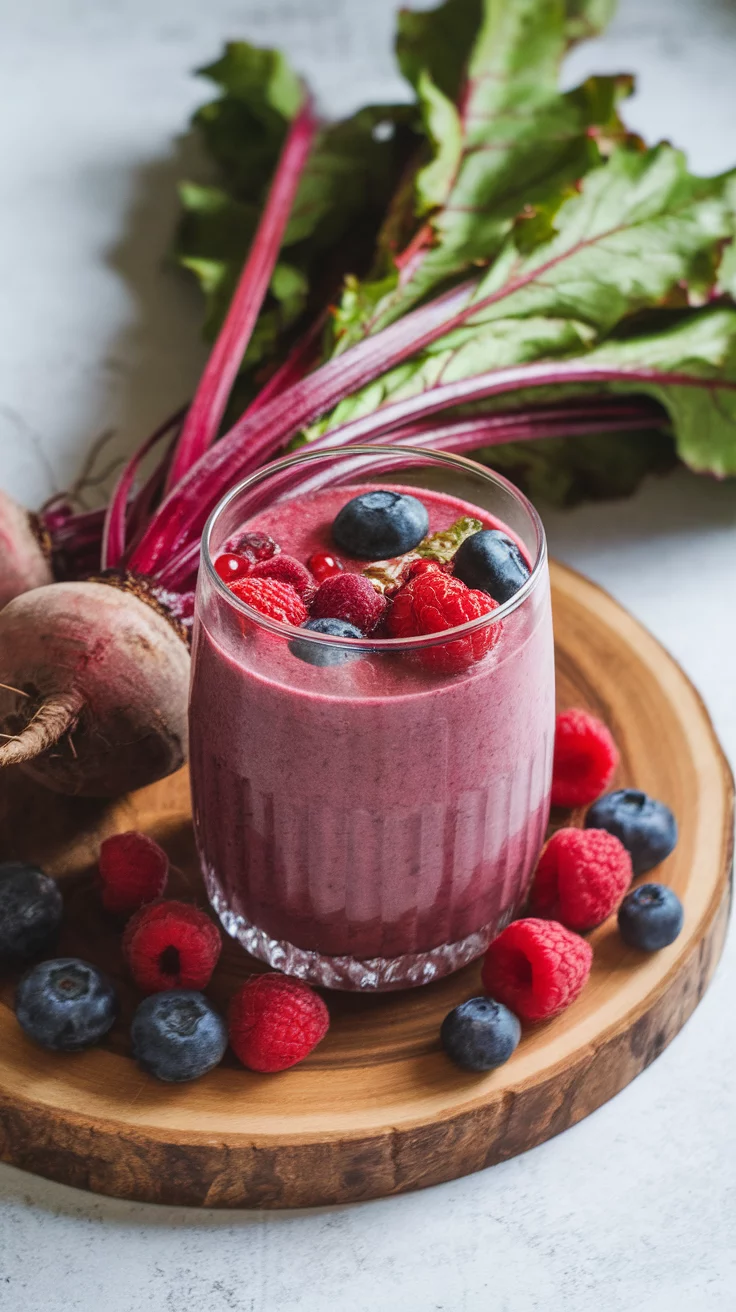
[1,1,736,1308]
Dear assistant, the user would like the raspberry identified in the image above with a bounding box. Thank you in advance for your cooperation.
[551,708,619,808]
[98,831,169,915]
[529,827,632,931]
[405,559,448,580]
[228,974,330,1072]
[228,576,308,626]
[123,900,221,994]
[311,572,386,634]
[387,570,501,674]
[481,918,592,1022]
[250,553,316,602]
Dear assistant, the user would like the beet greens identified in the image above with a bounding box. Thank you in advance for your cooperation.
[3,0,736,799]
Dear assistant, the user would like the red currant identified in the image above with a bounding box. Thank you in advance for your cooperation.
[308,550,345,584]
[214,553,251,583]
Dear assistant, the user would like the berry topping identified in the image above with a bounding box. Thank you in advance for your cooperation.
[481,918,593,1022]
[551,708,619,808]
[289,617,364,667]
[214,552,251,584]
[233,531,280,564]
[417,515,483,564]
[308,550,345,583]
[362,553,425,595]
[332,490,429,560]
[529,827,632,931]
[250,553,316,601]
[617,883,684,951]
[440,996,521,1072]
[387,569,501,674]
[311,572,386,634]
[228,973,330,1073]
[0,862,63,966]
[362,518,480,595]
[123,901,222,995]
[15,958,118,1052]
[131,991,227,1082]
[405,558,447,580]
[228,576,308,627]
[98,831,169,915]
[586,789,678,876]
[453,529,531,603]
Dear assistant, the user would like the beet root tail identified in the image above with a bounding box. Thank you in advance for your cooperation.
[0,690,84,767]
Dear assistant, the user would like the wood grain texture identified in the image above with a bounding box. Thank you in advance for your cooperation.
[0,560,731,1209]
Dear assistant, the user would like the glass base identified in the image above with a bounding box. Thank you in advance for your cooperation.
[204,867,515,991]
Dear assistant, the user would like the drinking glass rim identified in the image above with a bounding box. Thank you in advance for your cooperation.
[201,444,548,651]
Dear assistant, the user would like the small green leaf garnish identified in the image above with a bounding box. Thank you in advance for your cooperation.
[362,517,482,593]
[362,557,418,595]
[414,515,482,562]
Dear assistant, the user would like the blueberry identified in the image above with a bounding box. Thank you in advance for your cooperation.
[0,862,63,967]
[452,530,530,603]
[618,884,684,951]
[15,958,118,1052]
[440,996,521,1072]
[586,790,677,876]
[289,617,364,667]
[131,991,227,1082]
[332,491,429,560]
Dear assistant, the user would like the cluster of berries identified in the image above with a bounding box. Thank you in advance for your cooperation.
[441,708,683,1072]
[215,491,532,675]
[3,832,328,1083]
[2,708,684,1086]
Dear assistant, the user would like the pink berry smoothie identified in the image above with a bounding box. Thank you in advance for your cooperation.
[190,477,555,990]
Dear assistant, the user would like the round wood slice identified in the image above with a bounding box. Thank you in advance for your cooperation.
[0,561,731,1209]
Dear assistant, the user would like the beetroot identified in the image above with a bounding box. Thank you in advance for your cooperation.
[0,582,189,796]
[0,490,53,608]
[0,103,317,798]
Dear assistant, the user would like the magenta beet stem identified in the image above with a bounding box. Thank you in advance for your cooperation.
[391,410,662,449]
[101,405,187,571]
[41,504,105,542]
[123,415,182,553]
[304,396,667,454]
[255,401,669,507]
[34,505,105,583]
[126,280,477,576]
[132,354,716,579]
[243,312,326,417]
[164,101,319,491]
[284,361,725,451]
[153,398,666,592]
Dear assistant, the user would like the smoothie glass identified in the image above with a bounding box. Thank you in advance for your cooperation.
[190,446,555,990]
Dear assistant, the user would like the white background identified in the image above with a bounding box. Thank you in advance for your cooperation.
[0,2,735,1308]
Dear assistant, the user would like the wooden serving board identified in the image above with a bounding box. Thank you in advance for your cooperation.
[0,560,731,1209]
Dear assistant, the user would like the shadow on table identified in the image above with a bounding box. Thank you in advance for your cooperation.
[0,1157,393,1226]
